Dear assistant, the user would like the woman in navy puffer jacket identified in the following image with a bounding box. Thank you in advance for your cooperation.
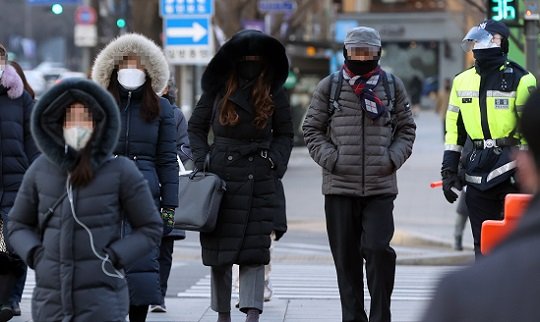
[91,33,179,322]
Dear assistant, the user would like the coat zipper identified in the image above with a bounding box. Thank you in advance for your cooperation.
[123,91,132,156]
[362,109,366,195]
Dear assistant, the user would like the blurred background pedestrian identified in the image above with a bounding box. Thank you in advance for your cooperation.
[149,73,192,314]
[0,43,39,321]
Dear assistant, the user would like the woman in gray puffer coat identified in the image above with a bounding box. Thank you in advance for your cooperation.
[7,79,163,322]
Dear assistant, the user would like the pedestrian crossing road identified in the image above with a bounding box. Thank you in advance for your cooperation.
[22,264,458,301]
[176,264,459,300]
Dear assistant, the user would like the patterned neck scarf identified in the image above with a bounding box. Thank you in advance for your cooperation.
[343,64,386,120]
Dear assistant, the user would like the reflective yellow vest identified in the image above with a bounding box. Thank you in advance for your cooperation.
[444,63,536,153]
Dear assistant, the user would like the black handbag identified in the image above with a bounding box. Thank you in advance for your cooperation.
[174,157,226,232]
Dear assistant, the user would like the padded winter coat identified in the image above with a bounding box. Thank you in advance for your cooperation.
[7,79,162,322]
[188,30,293,266]
[91,33,179,305]
[0,64,39,207]
[303,70,416,196]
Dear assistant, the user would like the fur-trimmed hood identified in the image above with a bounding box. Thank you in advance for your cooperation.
[201,30,289,95]
[0,64,24,99]
[31,79,121,171]
[91,33,169,94]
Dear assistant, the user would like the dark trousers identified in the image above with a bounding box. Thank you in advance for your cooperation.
[158,236,174,302]
[325,194,396,322]
[465,180,518,258]
[1,207,27,306]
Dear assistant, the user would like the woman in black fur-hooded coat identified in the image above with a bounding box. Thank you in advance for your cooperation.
[188,30,293,320]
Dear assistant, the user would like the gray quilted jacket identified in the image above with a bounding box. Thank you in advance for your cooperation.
[302,70,416,196]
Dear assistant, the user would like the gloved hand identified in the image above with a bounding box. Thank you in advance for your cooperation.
[441,170,463,203]
[161,208,175,235]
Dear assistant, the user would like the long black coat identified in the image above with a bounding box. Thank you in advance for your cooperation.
[7,79,162,322]
[189,30,293,267]
[189,88,293,266]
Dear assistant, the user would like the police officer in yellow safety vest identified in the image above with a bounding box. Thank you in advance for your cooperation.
[441,19,536,259]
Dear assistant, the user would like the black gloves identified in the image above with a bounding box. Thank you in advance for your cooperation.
[441,170,462,203]
[441,150,463,203]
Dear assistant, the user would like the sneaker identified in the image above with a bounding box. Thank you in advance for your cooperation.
[0,305,14,322]
[149,304,167,313]
[11,304,20,317]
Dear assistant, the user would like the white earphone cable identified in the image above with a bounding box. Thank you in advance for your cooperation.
[66,176,124,279]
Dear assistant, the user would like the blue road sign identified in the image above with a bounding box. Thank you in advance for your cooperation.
[258,0,296,12]
[27,0,80,4]
[161,0,213,16]
[335,20,358,42]
[164,17,210,46]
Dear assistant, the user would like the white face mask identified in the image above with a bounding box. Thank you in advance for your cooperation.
[63,126,93,151]
[117,68,146,90]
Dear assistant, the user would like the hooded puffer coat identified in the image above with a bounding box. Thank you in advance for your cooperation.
[7,79,162,322]
[188,30,293,266]
[0,64,39,207]
[92,33,178,305]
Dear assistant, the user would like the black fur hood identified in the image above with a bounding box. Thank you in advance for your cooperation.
[31,78,121,171]
[201,30,289,95]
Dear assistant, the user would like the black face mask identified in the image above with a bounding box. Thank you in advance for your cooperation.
[345,59,379,75]
[472,47,506,74]
[237,61,263,80]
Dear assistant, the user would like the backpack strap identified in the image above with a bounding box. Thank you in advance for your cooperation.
[327,69,344,116]
[381,71,396,112]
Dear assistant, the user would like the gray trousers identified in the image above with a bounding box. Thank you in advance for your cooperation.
[211,264,264,313]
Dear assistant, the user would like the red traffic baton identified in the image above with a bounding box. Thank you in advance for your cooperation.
[430,181,442,188]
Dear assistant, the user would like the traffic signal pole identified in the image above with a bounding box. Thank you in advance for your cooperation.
[524,19,538,76]
[524,0,540,77]
[81,0,91,75]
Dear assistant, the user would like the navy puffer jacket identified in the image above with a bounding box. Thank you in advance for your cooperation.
[8,79,162,322]
[0,64,39,207]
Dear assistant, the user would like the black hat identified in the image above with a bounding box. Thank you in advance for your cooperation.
[480,19,510,39]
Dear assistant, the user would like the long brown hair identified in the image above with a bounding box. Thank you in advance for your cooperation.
[107,69,160,122]
[219,67,274,129]
[70,140,94,187]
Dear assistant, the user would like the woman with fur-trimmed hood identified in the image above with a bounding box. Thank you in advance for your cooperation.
[91,33,178,321]
[7,78,162,322]
[188,29,293,322]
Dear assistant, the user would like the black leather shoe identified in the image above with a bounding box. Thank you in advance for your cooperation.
[0,305,14,322]
[11,303,20,316]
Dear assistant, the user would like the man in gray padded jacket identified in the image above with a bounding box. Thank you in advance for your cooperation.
[302,26,416,322]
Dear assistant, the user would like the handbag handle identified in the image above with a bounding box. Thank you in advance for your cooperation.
[178,155,193,175]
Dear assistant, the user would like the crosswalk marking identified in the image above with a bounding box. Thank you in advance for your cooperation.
[176,264,458,300]
[23,264,455,300]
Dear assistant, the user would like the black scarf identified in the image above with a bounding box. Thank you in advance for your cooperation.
[473,48,507,75]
